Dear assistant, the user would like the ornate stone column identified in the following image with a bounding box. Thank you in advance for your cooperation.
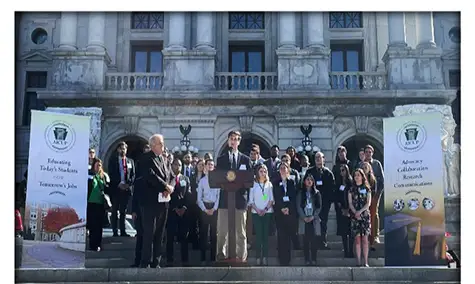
[87,12,106,52]
[416,12,437,49]
[58,12,78,50]
[387,12,407,48]
[195,12,214,50]
[278,12,297,49]
[162,12,216,91]
[166,12,186,51]
[276,12,330,90]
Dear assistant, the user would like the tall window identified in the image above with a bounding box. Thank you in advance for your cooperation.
[228,44,265,90]
[23,71,47,126]
[329,12,363,28]
[132,12,164,29]
[229,12,265,29]
[131,45,163,89]
[330,42,364,89]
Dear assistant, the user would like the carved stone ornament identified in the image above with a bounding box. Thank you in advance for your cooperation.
[354,116,369,133]
[393,104,460,197]
[239,116,254,133]
[332,117,354,137]
[123,116,140,135]
[46,107,103,156]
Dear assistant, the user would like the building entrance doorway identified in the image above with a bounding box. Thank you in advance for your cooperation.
[104,135,148,171]
[219,132,271,159]
[341,134,383,167]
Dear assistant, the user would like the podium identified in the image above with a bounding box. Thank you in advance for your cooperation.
[209,169,253,264]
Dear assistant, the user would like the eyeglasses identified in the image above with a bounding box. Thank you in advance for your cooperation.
[340,169,346,173]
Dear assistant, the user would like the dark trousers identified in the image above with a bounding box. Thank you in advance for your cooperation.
[276,214,293,266]
[319,198,332,242]
[87,202,104,250]
[199,210,218,262]
[342,234,355,257]
[140,203,169,267]
[188,204,200,247]
[303,223,318,262]
[133,209,144,265]
[291,215,301,249]
[111,191,131,235]
[166,210,190,264]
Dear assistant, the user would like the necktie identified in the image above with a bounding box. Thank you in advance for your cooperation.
[232,153,237,169]
[176,175,179,186]
[187,167,191,177]
[122,158,127,178]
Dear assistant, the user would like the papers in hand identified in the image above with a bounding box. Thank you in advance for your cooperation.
[158,192,171,203]
[239,164,247,170]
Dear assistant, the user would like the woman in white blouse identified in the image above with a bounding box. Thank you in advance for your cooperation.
[249,164,274,266]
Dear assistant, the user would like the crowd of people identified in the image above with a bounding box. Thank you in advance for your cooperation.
[85,130,384,268]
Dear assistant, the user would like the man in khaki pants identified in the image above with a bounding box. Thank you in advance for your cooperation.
[216,131,252,262]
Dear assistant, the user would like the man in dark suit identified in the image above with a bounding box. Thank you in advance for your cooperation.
[139,134,174,268]
[303,151,335,249]
[286,146,301,172]
[216,130,252,262]
[181,152,199,249]
[166,158,192,267]
[265,145,281,182]
[108,141,136,237]
[130,144,150,267]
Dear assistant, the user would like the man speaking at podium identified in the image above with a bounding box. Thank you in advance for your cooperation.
[216,130,253,262]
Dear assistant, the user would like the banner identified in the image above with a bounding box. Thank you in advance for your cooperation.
[23,110,90,268]
[383,112,446,266]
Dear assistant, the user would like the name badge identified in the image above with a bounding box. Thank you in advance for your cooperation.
[262,194,268,201]
[306,203,312,209]
[279,182,283,186]
[88,165,92,170]
[283,196,290,202]
[316,180,323,186]
[127,163,132,169]
[359,188,367,194]
[180,180,186,187]
[339,185,345,191]
[239,164,247,170]
[88,175,94,180]
[289,175,295,180]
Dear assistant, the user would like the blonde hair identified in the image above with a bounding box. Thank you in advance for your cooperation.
[255,164,269,183]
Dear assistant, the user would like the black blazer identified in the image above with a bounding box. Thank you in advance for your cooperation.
[216,151,252,210]
[169,174,192,210]
[264,157,280,179]
[331,159,352,188]
[181,164,195,179]
[138,151,174,207]
[108,155,136,196]
[272,177,298,219]
[304,166,335,201]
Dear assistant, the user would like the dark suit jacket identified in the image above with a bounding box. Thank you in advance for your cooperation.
[169,174,192,210]
[264,157,280,181]
[303,166,335,201]
[138,151,174,207]
[272,177,298,220]
[216,151,252,210]
[332,159,352,190]
[108,155,136,197]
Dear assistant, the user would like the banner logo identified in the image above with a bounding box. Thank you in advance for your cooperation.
[44,121,76,153]
[396,121,427,153]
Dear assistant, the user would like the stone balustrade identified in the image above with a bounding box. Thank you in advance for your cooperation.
[58,221,86,252]
[105,72,164,91]
[215,72,278,91]
[330,72,387,90]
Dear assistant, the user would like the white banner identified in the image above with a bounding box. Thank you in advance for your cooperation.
[383,112,446,266]
[23,110,90,267]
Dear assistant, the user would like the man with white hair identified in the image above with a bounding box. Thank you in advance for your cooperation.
[138,134,174,268]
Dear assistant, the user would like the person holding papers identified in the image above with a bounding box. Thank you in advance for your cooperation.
[139,134,174,268]
[197,159,220,265]
[248,164,274,266]
[272,162,297,266]
[348,168,372,267]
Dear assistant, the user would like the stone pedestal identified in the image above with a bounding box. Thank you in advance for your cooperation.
[161,49,216,91]
[45,107,103,156]
[276,47,331,90]
[444,197,460,240]
[51,50,111,91]
[383,46,445,90]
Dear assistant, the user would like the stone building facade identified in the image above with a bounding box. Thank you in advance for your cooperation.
[15,12,460,183]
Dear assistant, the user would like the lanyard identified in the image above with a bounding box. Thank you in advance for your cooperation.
[258,182,266,195]
[282,179,287,195]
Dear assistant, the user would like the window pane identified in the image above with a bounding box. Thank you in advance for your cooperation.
[133,13,149,29]
[346,51,360,71]
[27,72,47,88]
[331,51,344,71]
[23,92,45,126]
[329,12,344,28]
[229,13,246,29]
[248,52,262,72]
[150,52,163,72]
[134,51,147,72]
[231,51,246,72]
[149,13,164,29]
[230,12,264,29]
[345,12,362,28]
[246,13,264,29]
[330,12,362,28]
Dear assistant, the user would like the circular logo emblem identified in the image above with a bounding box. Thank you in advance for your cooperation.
[226,170,236,182]
[44,120,76,153]
[396,121,427,153]
[422,198,435,211]
[393,199,405,212]
[408,198,420,211]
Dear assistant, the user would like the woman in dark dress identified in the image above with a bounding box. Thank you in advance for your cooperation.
[335,164,354,258]
[348,168,371,267]
[361,161,378,250]
[272,162,298,266]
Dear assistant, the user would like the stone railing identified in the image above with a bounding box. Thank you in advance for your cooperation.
[105,72,164,91]
[329,72,387,90]
[215,72,278,91]
[58,221,86,252]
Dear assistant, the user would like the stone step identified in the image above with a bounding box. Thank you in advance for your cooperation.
[86,256,385,268]
[15,267,460,283]
[18,281,461,284]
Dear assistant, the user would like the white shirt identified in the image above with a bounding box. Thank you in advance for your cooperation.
[249,181,274,214]
[229,150,239,165]
[196,175,220,211]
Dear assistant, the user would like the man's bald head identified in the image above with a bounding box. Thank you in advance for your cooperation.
[149,134,165,155]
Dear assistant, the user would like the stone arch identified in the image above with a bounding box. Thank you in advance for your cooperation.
[101,131,150,171]
[333,127,383,154]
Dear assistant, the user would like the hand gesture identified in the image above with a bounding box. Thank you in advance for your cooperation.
[205,209,214,216]
[166,184,174,193]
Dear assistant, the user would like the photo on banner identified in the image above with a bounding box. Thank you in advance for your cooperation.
[383,112,447,267]
[22,110,90,268]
